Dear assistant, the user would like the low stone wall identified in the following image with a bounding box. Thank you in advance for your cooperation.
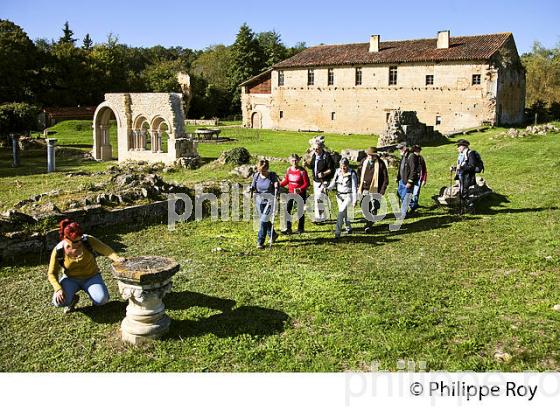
[0,200,177,262]
[185,119,218,126]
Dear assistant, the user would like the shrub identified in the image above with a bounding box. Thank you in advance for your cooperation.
[0,102,38,136]
[220,147,251,165]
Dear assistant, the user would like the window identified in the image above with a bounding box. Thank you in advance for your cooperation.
[328,68,334,86]
[389,66,398,85]
[472,74,481,85]
[279,110,284,119]
[435,116,442,125]
[331,112,336,121]
[426,74,434,86]
[355,67,362,85]
[278,70,284,86]
[307,69,314,86]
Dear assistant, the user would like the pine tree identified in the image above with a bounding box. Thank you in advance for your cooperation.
[229,23,265,111]
[59,21,76,45]
[82,33,93,50]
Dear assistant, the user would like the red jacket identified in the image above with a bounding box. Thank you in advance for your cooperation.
[280,167,309,193]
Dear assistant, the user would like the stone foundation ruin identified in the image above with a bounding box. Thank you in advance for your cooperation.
[377,109,445,148]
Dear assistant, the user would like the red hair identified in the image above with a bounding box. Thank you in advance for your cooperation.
[59,219,83,241]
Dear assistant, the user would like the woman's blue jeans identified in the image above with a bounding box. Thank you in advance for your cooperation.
[52,273,109,307]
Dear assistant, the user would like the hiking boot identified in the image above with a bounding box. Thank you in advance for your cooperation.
[64,294,80,314]
[272,231,279,243]
[345,227,353,234]
[256,243,265,250]
[281,229,292,235]
[295,229,304,235]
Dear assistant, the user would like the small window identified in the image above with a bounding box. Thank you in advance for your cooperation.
[278,70,284,86]
[426,75,434,86]
[472,74,481,85]
[307,69,314,86]
[435,116,442,125]
[279,110,284,119]
[355,67,362,86]
[331,112,336,121]
[389,66,398,85]
[328,68,334,86]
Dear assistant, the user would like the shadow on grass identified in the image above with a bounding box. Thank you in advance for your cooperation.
[79,300,127,324]
[0,148,96,178]
[284,214,475,246]
[165,290,289,339]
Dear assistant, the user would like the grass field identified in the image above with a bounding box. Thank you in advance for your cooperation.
[1,121,559,371]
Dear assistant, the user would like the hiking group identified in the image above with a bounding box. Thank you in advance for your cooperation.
[47,137,484,311]
[249,136,483,248]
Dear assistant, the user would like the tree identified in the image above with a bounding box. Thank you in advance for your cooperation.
[256,30,287,67]
[0,20,37,103]
[0,102,38,136]
[522,41,560,120]
[141,59,183,92]
[82,33,93,50]
[229,23,266,112]
[59,21,76,45]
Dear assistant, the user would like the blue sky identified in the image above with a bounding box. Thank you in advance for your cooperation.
[1,0,558,53]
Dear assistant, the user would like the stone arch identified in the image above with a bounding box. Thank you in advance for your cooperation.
[93,102,122,160]
[251,111,262,129]
[131,114,151,151]
[150,116,172,153]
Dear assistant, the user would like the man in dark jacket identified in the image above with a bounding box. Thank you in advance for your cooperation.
[456,139,480,210]
[358,147,389,233]
[396,142,419,218]
[310,139,335,223]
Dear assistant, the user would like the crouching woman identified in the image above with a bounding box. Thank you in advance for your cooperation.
[47,219,125,313]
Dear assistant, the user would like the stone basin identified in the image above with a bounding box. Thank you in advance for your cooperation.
[112,255,179,285]
[111,256,180,345]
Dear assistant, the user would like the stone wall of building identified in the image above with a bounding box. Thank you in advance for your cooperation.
[243,59,525,135]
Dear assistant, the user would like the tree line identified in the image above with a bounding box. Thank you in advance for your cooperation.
[1,18,559,135]
[0,19,305,134]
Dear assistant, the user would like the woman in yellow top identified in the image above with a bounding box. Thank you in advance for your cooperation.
[48,219,124,313]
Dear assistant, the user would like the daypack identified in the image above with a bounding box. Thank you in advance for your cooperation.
[55,234,97,272]
[471,150,485,173]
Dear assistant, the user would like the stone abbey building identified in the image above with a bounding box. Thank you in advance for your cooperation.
[241,31,526,135]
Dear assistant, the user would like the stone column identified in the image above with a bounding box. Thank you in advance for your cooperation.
[157,131,163,153]
[46,138,57,172]
[140,130,147,150]
[112,256,180,345]
[11,134,20,168]
[99,124,112,160]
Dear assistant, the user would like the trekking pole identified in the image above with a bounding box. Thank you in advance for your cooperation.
[269,187,278,248]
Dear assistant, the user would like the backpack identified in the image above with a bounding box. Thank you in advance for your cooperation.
[55,234,97,272]
[471,150,485,173]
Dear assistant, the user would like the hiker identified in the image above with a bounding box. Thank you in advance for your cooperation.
[250,159,280,249]
[396,143,420,218]
[327,158,358,239]
[410,145,428,212]
[310,138,335,223]
[47,219,125,313]
[280,153,309,234]
[358,147,389,233]
[455,139,483,211]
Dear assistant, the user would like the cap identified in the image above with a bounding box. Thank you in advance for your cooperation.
[340,157,350,166]
[396,142,407,149]
[412,144,422,152]
[366,146,378,155]
[456,139,470,147]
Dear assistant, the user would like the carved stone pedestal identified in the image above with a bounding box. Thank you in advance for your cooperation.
[112,256,180,345]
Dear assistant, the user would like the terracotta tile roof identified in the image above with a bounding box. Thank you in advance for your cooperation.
[273,33,513,68]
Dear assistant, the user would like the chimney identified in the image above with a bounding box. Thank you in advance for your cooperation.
[437,30,450,49]
[369,35,380,52]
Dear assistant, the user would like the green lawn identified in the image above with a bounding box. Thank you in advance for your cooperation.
[1,122,559,371]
